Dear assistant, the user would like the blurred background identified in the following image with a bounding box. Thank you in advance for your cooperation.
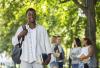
[0,0,100,68]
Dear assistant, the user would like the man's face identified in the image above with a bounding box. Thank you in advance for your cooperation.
[56,37,61,45]
[51,37,57,44]
[27,10,36,24]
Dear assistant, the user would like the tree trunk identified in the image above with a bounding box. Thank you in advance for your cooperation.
[71,0,98,67]
[84,0,96,46]
[84,0,98,67]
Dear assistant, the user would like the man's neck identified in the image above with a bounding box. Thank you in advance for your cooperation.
[28,22,36,29]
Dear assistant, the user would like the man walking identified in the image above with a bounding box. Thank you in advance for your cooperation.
[12,8,52,68]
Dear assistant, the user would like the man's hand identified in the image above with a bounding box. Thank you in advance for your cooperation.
[18,29,28,39]
[54,53,60,58]
[42,53,51,65]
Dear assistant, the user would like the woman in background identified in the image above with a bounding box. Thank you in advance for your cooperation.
[70,38,81,68]
[79,38,97,68]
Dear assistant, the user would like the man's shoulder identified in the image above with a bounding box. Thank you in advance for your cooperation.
[37,24,46,30]
[58,45,63,49]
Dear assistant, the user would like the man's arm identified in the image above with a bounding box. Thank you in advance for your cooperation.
[12,26,27,46]
[12,26,23,46]
[43,29,52,64]
[44,29,52,54]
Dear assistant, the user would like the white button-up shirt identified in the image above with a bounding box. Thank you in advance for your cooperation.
[12,24,52,63]
[27,25,36,63]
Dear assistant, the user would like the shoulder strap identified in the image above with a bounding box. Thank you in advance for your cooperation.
[22,25,26,30]
[22,25,26,41]
[19,25,26,47]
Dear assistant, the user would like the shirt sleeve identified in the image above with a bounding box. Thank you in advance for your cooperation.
[12,26,23,46]
[58,46,63,53]
[44,29,52,54]
[70,48,80,60]
[77,48,84,58]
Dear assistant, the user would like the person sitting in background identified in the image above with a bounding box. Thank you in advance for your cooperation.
[70,38,81,68]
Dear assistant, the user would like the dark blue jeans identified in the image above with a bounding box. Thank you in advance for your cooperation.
[57,62,63,68]
[84,63,89,68]
[72,64,79,68]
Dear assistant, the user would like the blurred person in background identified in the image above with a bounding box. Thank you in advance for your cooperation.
[50,36,59,68]
[70,38,81,68]
[78,37,97,68]
[54,36,65,68]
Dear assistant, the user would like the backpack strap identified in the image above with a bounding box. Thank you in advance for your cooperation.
[18,25,26,48]
[21,25,27,41]
[22,25,26,30]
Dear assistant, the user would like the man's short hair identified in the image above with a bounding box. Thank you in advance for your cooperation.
[26,8,36,14]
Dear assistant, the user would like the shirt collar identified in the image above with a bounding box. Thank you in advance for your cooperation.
[25,23,38,30]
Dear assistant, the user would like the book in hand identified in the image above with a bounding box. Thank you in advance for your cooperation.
[42,53,51,65]
[42,53,48,62]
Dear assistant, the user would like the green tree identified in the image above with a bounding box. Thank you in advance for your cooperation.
[0,1,100,68]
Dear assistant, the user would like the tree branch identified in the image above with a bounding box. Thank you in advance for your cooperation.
[59,0,70,3]
[72,0,87,10]
[94,0,97,5]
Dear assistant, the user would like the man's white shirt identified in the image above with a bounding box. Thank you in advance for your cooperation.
[12,24,52,63]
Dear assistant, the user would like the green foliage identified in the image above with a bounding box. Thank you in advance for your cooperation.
[0,0,100,55]
[96,2,100,58]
